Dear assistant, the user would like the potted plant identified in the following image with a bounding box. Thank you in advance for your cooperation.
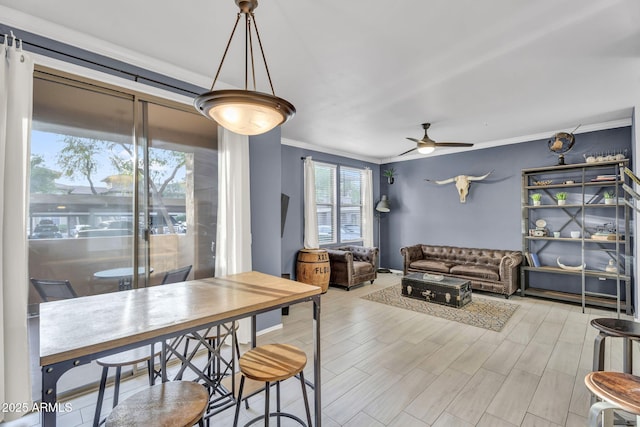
[604,191,616,205]
[383,168,396,184]
[530,193,542,206]
[555,192,568,205]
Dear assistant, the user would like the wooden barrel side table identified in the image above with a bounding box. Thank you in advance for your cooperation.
[296,248,330,293]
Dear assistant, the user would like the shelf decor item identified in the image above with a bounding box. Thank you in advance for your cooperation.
[556,257,585,271]
[555,192,568,205]
[604,191,615,205]
[530,253,541,267]
[530,193,542,206]
[383,168,396,184]
[547,125,579,165]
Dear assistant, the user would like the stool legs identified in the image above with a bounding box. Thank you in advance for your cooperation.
[593,332,606,372]
[264,381,271,427]
[233,376,246,426]
[588,401,617,427]
[624,338,633,374]
[93,356,155,427]
[93,366,109,427]
[299,371,312,427]
[232,374,312,427]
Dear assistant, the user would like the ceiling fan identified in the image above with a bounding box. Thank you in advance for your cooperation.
[399,123,474,156]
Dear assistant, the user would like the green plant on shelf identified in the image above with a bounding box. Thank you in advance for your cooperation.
[383,167,396,184]
[604,191,615,199]
[555,192,568,201]
[530,193,542,202]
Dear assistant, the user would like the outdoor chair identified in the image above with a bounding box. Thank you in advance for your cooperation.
[30,278,78,302]
[161,265,193,285]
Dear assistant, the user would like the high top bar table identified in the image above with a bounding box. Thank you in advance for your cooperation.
[39,271,322,426]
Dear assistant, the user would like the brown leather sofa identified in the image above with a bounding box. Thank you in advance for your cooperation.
[400,244,523,298]
[326,245,379,290]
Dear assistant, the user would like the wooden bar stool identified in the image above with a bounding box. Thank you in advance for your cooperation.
[232,343,312,427]
[94,345,160,427]
[105,380,209,427]
[585,371,640,427]
[591,318,640,374]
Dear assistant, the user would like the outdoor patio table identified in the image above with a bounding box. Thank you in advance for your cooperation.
[93,266,153,291]
[39,271,322,426]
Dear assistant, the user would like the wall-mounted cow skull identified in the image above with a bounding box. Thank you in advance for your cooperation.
[425,170,493,203]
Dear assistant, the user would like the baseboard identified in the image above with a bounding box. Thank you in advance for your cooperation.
[257,322,283,336]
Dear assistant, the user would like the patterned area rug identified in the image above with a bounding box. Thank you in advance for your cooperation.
[362,284,519,332]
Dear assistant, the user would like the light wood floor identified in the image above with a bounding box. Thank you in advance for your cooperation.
[3,272,636,426]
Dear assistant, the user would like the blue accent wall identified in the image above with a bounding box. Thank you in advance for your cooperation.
[379,127,632,271]
[280,146,380,279]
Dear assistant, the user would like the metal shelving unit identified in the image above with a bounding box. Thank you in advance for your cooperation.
[521,160,632,316]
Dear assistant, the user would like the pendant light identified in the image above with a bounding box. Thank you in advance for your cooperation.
[194,0,295,135]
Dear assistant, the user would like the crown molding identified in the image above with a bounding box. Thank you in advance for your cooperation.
[281,138,382,165]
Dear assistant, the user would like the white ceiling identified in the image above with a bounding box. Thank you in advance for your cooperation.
[2,0,639,163]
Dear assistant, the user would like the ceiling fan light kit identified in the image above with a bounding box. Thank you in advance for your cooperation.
[194,0,295,136]
[400,123,473,156]
[417,144,435,155]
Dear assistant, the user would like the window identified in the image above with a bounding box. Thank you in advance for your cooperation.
[315,162,364,244]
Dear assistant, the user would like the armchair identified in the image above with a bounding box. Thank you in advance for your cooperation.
[326,245,379,290]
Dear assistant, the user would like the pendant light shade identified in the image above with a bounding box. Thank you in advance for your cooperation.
[194,0,295,135]
[195,90,295,136]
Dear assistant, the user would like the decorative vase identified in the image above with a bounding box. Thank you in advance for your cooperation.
[387,177,394,185]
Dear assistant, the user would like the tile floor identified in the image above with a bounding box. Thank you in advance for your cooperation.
[1,272,636,426]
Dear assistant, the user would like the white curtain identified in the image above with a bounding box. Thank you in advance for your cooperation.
[362,168,374,247]
[215,127,252,343]
[0,36,33,422]
[303,156,319,249]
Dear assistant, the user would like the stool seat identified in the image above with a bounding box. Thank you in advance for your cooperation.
[94,345,161,426]
[239,344,307,382]
[105,381,208,427]
[585,372,640,415]
[591,318,640,339]
[96,347,160,367]
[233,344,312,427]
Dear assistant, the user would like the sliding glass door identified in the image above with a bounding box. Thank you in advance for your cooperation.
[28,69,218,397]
[141,101,218,284]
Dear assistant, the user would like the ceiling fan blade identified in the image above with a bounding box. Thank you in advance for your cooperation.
[398,147,417,156]
[433,142,474,147]
[406,137,421,143]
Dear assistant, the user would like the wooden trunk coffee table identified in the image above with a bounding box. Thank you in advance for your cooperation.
[401,272,472,308]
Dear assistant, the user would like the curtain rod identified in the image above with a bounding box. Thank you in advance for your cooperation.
[0,25,202,97]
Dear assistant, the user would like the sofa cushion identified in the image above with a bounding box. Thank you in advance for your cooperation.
[353,261,374,275]
[410,260,455,273]
[450,264,500,281]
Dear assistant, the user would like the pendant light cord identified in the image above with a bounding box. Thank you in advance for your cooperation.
[210,13,242,91]
[208,8,277,96]
[250,13,276,96]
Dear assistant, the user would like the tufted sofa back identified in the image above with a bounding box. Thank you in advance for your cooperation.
[421,245,511,267]
[338,245,377,263]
